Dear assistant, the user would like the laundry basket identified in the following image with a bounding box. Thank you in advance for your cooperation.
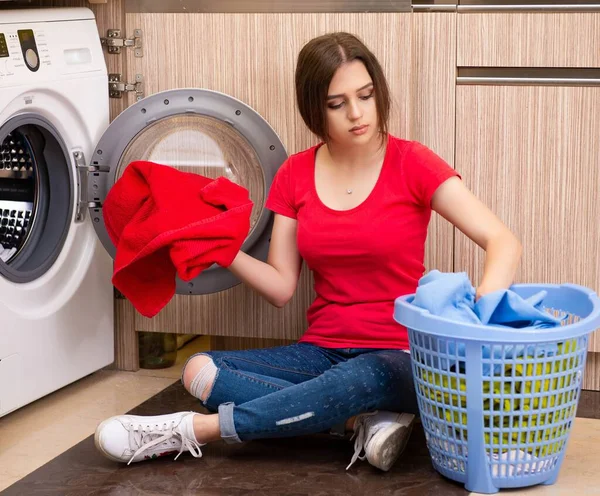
[393,283,600,494]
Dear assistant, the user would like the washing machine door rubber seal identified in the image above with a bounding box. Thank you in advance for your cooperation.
[89,88,288,295]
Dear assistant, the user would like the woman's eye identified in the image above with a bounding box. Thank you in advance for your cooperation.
[328,92,373,109]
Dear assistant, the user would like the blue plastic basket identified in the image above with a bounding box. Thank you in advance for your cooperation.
[394,283,600,494]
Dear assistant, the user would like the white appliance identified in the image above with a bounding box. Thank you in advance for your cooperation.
[0,8,114,417]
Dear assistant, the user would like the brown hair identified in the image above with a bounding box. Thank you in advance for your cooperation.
[295,32,390,142]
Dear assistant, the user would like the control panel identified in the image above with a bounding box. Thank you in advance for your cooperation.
[0,33,8,59]
[0,16,106,86]
[18,29,40,72]
[0,27,50,78]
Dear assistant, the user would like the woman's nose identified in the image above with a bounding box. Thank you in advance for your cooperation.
[347,99,363,120]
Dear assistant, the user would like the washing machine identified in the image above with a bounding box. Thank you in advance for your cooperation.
[0,8,113,417]
[0,8,287,417]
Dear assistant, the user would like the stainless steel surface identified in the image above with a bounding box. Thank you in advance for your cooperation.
[0,200,33,263]
[457,68,600,86]
[458,5,600,12]
[126,0,412,13]
[412,0,457,12]
[413,0,600,11]
[1,133,33,175]
[0,132,35,263]
[458,0,600,12]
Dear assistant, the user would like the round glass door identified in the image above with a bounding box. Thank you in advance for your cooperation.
[117,114,265,235]
[90,88,287,294]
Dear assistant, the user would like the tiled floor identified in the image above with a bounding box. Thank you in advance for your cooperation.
[0,335,211,492]
[1,337,600,495]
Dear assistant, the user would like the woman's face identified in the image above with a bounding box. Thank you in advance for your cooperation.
[325,60,378,146]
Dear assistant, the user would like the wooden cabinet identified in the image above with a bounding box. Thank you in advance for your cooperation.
[117,10,600,384]
[455,83,600,335]
[455,12,600,390]
[458,12,600,68]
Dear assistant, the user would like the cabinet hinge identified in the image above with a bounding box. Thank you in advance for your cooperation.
[108,73,144,101]
[101,29,143,57]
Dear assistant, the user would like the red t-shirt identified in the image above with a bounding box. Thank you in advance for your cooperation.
[265,134,460,349]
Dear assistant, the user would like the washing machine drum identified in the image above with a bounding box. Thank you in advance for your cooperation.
[0,130,35,264]
[0,117,73,282]
[91,89,287,294]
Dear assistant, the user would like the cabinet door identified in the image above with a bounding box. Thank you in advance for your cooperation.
[455,84,600,351]
[123,12,457,339]
[458,12,600,68]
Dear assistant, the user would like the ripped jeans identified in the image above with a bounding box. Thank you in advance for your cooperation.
[182,343,418,444]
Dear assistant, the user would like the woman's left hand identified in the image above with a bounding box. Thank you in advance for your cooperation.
[431,177,522,297]
[475,284,495,301]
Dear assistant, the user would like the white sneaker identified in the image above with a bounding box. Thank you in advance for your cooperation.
[347,411,415,471]
[94,411,204,465]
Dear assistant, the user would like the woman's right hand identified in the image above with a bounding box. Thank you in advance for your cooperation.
[227,214,302,307]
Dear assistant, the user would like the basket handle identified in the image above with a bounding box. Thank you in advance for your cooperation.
[561,283,598,297]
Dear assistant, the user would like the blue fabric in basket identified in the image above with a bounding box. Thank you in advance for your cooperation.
[411,271,565,374]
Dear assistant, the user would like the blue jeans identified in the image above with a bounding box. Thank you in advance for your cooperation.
[183,343,418,444]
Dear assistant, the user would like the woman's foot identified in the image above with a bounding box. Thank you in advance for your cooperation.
[94,411,204,465]
[347,411,415,471]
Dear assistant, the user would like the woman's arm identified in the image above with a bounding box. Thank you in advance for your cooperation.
[228,214,302,308]
[431,177,522,299]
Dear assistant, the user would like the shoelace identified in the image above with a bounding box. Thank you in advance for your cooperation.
[346,411,379,470]
[127,420,203,465]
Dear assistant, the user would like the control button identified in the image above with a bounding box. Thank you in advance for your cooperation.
[25,48,38,69]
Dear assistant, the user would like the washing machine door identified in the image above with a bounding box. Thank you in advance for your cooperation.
[89,89,287,294]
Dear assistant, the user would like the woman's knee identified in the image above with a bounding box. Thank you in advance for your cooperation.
[355,352,414,391]
[365,352,418,412]
[182,354,218,401]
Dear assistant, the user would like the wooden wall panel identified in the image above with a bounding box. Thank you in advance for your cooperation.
[455,85,600,352]
[113,297,138,371]
[458,13,600,68]
[411,13,457,275]
[124,12,457,340]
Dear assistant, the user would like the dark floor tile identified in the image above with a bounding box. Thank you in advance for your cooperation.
[6,385,599,496]
[577,389,600,420]
[2,383,468,496]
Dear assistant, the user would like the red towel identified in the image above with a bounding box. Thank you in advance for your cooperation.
[103,160,253,318]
